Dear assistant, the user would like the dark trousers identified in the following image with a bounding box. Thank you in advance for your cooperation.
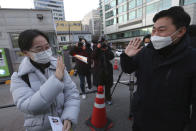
[78,73,92,94]
[132,122,141,131]
[105,84,112,101]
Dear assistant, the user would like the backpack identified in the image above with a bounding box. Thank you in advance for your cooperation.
[21,74,31,87]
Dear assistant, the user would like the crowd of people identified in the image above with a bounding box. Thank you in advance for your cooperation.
[10,6,196,131]
[69,37,114,105]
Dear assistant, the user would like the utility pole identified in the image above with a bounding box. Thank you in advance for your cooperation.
[68,22,71,44]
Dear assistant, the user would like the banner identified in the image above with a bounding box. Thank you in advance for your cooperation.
[74,54,88,64]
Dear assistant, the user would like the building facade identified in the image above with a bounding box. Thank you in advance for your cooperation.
[0,8,57,71]
[56,21,92,44]
[100,0,196,45]
[34,0,65,21]
[82,9,102,40]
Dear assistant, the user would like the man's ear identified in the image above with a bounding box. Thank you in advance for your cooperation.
[177,26,187,38]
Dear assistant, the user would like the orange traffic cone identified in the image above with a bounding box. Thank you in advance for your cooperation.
[113,59,118,70]
[86,85,113,131]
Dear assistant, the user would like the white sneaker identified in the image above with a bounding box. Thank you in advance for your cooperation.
[106,101,112,105]
[86,88,92,91]
[82,94,86,99]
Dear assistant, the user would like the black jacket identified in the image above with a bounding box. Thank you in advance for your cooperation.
[70,46,92,75]
[120,34,196,131]
[92,46,114,87]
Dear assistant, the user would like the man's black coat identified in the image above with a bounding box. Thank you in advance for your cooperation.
[92,46,114,87]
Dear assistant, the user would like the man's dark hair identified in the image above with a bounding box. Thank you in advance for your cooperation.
[78,42,84,48]
[153,6,191,29]
[143,34,151,42]
[189,25,196,48]
[189,25,196,37]
[79,37,83,42]
[18,29,49,51]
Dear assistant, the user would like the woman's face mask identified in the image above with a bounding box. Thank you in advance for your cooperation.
[30,48,52,64]
[151,29,180,50]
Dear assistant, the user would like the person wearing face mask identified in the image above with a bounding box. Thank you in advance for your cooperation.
[70,42,92,99]
[142,34,151,47]
[10,29,80,131]
[120,6,196,131]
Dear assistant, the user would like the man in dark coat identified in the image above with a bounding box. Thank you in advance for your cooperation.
[92,41,114,105]
[189,25,196,48]
[70,42,92,99]
[120,6,196,131]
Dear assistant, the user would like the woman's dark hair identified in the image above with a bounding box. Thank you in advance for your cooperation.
[153,6,191,29]
[18,29,49,51]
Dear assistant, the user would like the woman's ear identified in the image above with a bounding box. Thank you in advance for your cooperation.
[23,51,30,57]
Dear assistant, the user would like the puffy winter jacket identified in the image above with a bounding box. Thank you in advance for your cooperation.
[10,57,80,131]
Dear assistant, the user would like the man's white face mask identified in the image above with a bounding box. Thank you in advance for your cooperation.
[151,29,180,50]
[30,48,52,64]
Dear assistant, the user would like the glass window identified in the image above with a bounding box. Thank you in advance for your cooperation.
[10,33,19,48]
[111,0,116,7]
[105,0,110,3]
[146,2,158,14]
[132,30,140,36]
[119,15,123,23]
[137,8,142,18]
[124,14,127,22]
[107,26,153,40]
[112,34,117,39]
[160,0,172,10]
[118,6,123,14]
[106,19,115,26]
[113,9,116,16]
[129,0,136,9]
[118,14,127,24]
[118,0,123,4]
[136,0,142,6]
[61,36,66,42]
[184,0,196,5]
[118,4,126,14]
[105,10,116,19]
[123,4,127,12]
[105,4,111,11]
[118,0,126,4]
[146,0,153,2]
[129,10,136,20]
[114,17,117,24]
[124,32,131,37]
[105,0,116,11]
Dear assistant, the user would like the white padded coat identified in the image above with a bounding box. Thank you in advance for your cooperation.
[10,57,80,131]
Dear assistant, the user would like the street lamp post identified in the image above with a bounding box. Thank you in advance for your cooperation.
[68,22,71,44]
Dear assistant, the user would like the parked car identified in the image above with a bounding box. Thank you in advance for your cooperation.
[115,49,124,57]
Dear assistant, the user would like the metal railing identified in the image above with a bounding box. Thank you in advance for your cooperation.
[0,89,97,109]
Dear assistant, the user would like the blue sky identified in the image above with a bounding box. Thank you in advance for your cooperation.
[0,0,99,21]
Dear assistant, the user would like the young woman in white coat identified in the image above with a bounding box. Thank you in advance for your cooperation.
[10,29,80,131]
